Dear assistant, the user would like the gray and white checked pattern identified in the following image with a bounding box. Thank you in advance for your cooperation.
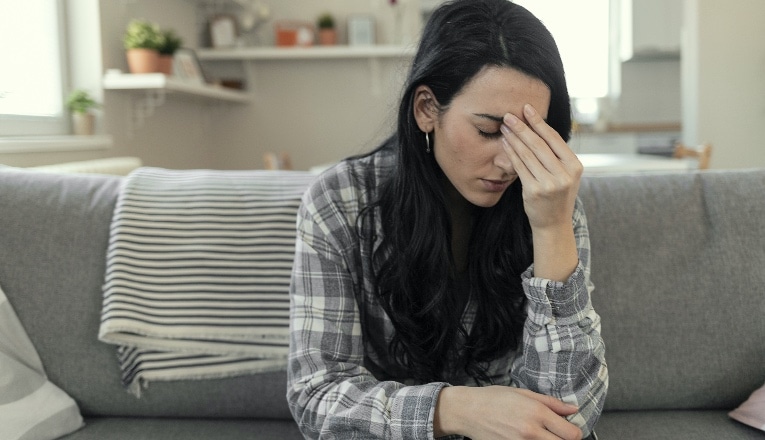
[287,149,608,439]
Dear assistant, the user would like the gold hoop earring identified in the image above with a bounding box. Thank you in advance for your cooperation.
[425,132,431,153]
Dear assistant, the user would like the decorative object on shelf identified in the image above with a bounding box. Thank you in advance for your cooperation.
[173,48,206,84]
[209,15,238,48]
[123,19,163,74]
[388,0,416,45]
[317,13,337,46]
[348,15,375,46]
[232,0,271,47]
[157,29,183,75]
[274,20,314,47]
[65,89,99,136]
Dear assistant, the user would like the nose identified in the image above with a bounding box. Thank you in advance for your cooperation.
[493,141,514,175]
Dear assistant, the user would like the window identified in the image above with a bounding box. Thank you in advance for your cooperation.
[513,0,612,99]
[0,0,68,136]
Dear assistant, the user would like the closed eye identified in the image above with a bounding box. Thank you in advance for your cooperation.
[478,129,502,139]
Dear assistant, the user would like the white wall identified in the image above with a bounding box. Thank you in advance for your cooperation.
[100,0,217,170]
[102,0,416,171]
[682,0,765,169]
[3,1,763,170]
[200,0,420,170]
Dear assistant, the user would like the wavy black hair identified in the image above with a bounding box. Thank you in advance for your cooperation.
[362,0,571,384]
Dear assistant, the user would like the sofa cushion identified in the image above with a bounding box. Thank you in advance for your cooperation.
[60,417,302,440]
[596,410,765,439]
[0,285,84,440]
[0,170,295,419]
[579,170,765,411]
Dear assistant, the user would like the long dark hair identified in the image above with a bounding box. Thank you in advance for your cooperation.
[364,0,571,384]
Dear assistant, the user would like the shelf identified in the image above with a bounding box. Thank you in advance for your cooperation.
[196,45,416,61]
[623,49,681,63]
[0,135,113,154]
[195,45,416,97]
[103,73,250,103]
[102,73,249,136]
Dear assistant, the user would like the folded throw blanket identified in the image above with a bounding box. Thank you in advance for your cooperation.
[98,167,316,395]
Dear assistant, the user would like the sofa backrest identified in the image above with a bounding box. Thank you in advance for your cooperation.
[0,169,302,419]
[2,168,763,418]
[579,169,765,411]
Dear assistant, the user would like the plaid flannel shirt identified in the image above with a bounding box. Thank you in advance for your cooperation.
[287,149,608,439]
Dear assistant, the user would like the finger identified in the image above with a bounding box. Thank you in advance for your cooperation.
[521,104,578,164]
[522,105,584,180]
[502,135,538,184]
[513,390,582,440]
[515,389,579,416]
[502,113,567,179]
[545,417,583,440]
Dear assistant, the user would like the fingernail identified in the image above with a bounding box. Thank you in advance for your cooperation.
[524,104,536,117]
[504,113,519,126]
[501,124,511,135]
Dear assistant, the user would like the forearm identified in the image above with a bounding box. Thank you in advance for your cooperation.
[531,223,578,282]
[513,264,608,436]
[289,365,446,440]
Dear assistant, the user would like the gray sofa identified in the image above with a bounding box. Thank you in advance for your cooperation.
[0,167,763,439]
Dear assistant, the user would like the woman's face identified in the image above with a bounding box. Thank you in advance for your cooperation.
[432,66,551,208]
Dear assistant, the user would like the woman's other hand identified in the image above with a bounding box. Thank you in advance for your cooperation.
[434,385,583,440]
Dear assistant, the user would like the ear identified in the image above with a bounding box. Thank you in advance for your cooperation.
[412,85,438,133]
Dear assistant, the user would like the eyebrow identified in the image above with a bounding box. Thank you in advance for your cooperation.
[473,112,549,123]
[473,113,504,123]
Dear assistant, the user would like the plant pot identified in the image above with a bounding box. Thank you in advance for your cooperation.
[72,112,95,136]
[157,55,174,75]
[126,48,160,74]
[318,28,337,45]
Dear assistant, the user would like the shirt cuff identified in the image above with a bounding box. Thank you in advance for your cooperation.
[521,262,590,321]
[389,381,449,439]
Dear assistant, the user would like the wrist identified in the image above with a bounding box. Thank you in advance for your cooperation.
[433,386,469,437]
[531,224,578,282]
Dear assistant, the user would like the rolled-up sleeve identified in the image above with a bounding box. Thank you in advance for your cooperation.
[511,198,609,438]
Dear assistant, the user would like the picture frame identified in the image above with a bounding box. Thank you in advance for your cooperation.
[348,15,375,46]
[173,48,206,84]
[209,14,238,48]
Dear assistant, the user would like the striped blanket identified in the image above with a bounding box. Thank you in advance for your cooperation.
[98,167,316,395]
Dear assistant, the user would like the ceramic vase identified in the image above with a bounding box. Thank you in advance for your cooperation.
[157,55,174,75]
[318,29,337,45]
[72,112,95,136]
[126,48,160,74]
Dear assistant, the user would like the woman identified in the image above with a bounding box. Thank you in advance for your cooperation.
[287,0,608,438]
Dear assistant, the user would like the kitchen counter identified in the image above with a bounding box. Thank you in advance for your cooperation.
[579,153,695,174]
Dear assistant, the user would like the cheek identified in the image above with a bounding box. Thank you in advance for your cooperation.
[439,125,476,162]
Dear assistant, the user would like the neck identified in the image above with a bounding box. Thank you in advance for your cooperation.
[442,178,473,273]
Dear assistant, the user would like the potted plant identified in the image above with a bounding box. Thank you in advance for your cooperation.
[65,89,99,136]
[157,29,183,75]
[317,13,337,45]
[123,19,163,73]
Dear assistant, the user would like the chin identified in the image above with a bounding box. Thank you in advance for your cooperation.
[468,193,504,208]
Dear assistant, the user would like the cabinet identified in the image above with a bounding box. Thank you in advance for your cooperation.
[622,0,682,61]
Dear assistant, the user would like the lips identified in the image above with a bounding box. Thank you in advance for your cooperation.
[481,178,511,192]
